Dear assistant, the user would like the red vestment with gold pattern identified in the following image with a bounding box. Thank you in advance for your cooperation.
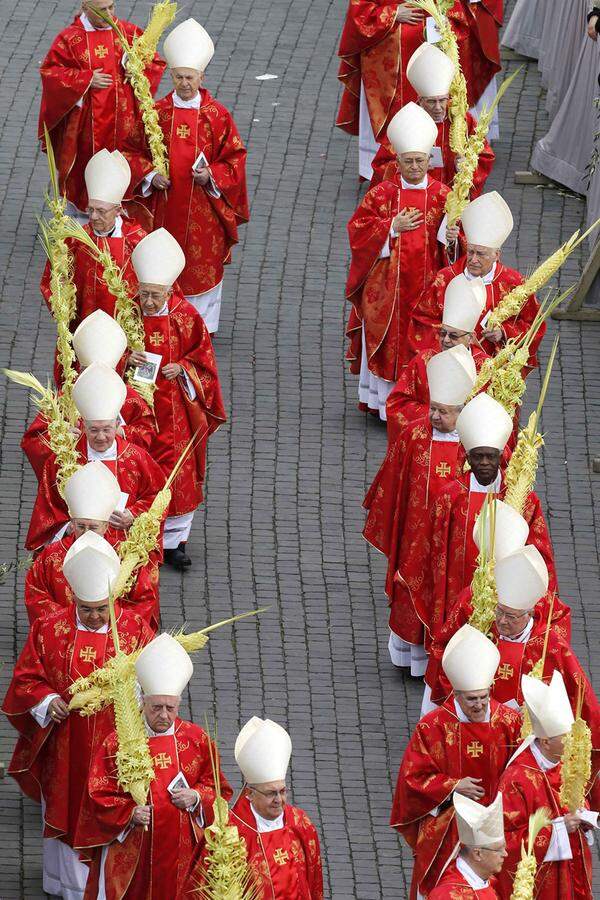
[38,17,164,211]
[142,90,248,297]
[81,719,232,900]
[346,175,450,381]
[24,532,159,632]
[451,0,503,107]
[139,293,226,517]
[26,434,166,550]
[428,861,499,898]
[370,115,495,195]
[363,417,462,644]
[2,604,151,848]
[391,698,521,900]
[21,385,155,482]
[408,258,544,370]
[496,747,594,899]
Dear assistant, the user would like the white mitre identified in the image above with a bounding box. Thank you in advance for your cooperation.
[135,633,194,697]
[235,717,292,784]
[454,792,505,849]
[62,531,120,602]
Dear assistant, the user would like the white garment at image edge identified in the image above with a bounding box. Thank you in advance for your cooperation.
[359,82,379,180]
[41,800,88,899]
[163,511,195,549]
[186,280,223,334]
[358,323,394,420]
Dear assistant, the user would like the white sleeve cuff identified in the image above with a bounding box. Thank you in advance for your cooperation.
[141,171,158,197]
[180,368,197,401]
[30,694,60,727]
[543,819,573,861]
[380,229,394,258]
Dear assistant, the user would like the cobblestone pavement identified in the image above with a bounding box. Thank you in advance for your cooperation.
[0,0,599,897]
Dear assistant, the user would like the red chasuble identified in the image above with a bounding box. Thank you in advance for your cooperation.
[145,91,249,297]
[371,114,495,195]
[38,17,164,210]
[22,385,155,482]
[497,747,594,899]
[81,719,232,900]
[450,0,503,107]
[346,175,450,381]
[408,257,544,369]
[140,293,226,517]
[391,698,521,900]
[2,605,151,848]
[427,473,557,641]
[26,435,166,550]
[363,417,461,644]
[428,862,499,898]
[24,532,160,632]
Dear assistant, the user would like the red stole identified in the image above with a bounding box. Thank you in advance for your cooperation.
[85,31,118,153]
[158,107,199,254]
[141,312,173,476]
[493,640,527,705]
[427,441,460,506]
[429,861,499,898]
[459,721,495,805]
[462,489,489,585]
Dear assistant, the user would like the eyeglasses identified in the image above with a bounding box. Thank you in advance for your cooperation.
[439,328,469,341]
[248,786,287,800]
[86,205,119,216]
[138,290,169,302]
[495,609,529,624]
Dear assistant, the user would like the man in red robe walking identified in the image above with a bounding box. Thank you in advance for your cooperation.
[363,344,476,672]
[38,0,164,217]
[140,18,249,334]
[429,792,506,898]
[346,102,458,419]
[26,364,165,550]
[81,633,232,899]
[409,191,545,369]
[370,43,495,192]
[128,228,226,569]
[391,625,521,899]
[2,532,152,899]
[497,672,598,899]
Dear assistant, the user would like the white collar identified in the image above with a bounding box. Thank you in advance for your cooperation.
[469,470,501,494]
[432,427,459,443]
[146,721,176,737]
[531,740,560,771]
[401,175,428,190]
[465,262,497,285]
[173,91,202,109]
[87,440,118,461]
[250,804,284,833]
[80,12,111,31]
[456,855,490,889]
[454,697,490,723]
[500,615,534,644]
[76,612,109,633]
[92,215,123,239]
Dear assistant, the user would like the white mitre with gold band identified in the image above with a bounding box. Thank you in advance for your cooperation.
[521,670,574,738]
[473,499,529,562]
[135,633,194,697]
[461,191,514,250]
[442,274,486,333]
[454,792,505,850]
[456,393,513,452]
[64,461,121,522]
[387,102,438,156]
[442,624,500,691]
[495,545,549,611]
[235,717,292,784]
[163,18,214,72]
[73,363,127,421]
[131,228,186,287]
[63,531,121,603]
[84,149,131,205]
[426,345,477,407]
[406,43,456,98]
[73,311,128,370]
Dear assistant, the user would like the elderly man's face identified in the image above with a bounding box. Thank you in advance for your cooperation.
[398,152,430,184]
[439,323,472,351]
[495,604,532,638]
[466,244,499,278]
[84,419,119,453]
[469,843,508,879]
[455,689,490,723]
[245,781,287,820]
[83,0,115,28]
[76,598,110,629]
[538,733,566,762]
[143,696,180,733]
[419,95,448,123]
[429,402,460,434]
[71,518,109,539]
[467,447,501,485]
[138,284,171,316]
[86,200,121,235]
[171,67,203,101]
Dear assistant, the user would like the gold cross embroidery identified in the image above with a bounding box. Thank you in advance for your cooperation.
[435,462,452,478]
[273,848,289,866]
[80,646,97,664]
[176,124,191,139]
[497,663,514,680]
[149,331,165,347]
[153,752,172,770]
[94,44,109,59]
[466,741,484,758]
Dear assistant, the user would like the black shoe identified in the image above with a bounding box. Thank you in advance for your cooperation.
[177,542,192,567]
[164,546,190,571]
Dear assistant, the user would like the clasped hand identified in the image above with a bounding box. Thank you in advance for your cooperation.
[392,207,423,232]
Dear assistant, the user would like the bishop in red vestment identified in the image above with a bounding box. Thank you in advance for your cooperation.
[38,0,164,214]
[141,19,249,334]
[391,626,521,900]
[81,634,232,900]
[346,102,457,419]
[128,228,226,569]
[2,535,151,900]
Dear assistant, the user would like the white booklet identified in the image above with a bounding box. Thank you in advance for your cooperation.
[132,352,162,386]
[192,150,209,173]
[429,146,443,169]
[167,771,190,795]
[425,17,442,43]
